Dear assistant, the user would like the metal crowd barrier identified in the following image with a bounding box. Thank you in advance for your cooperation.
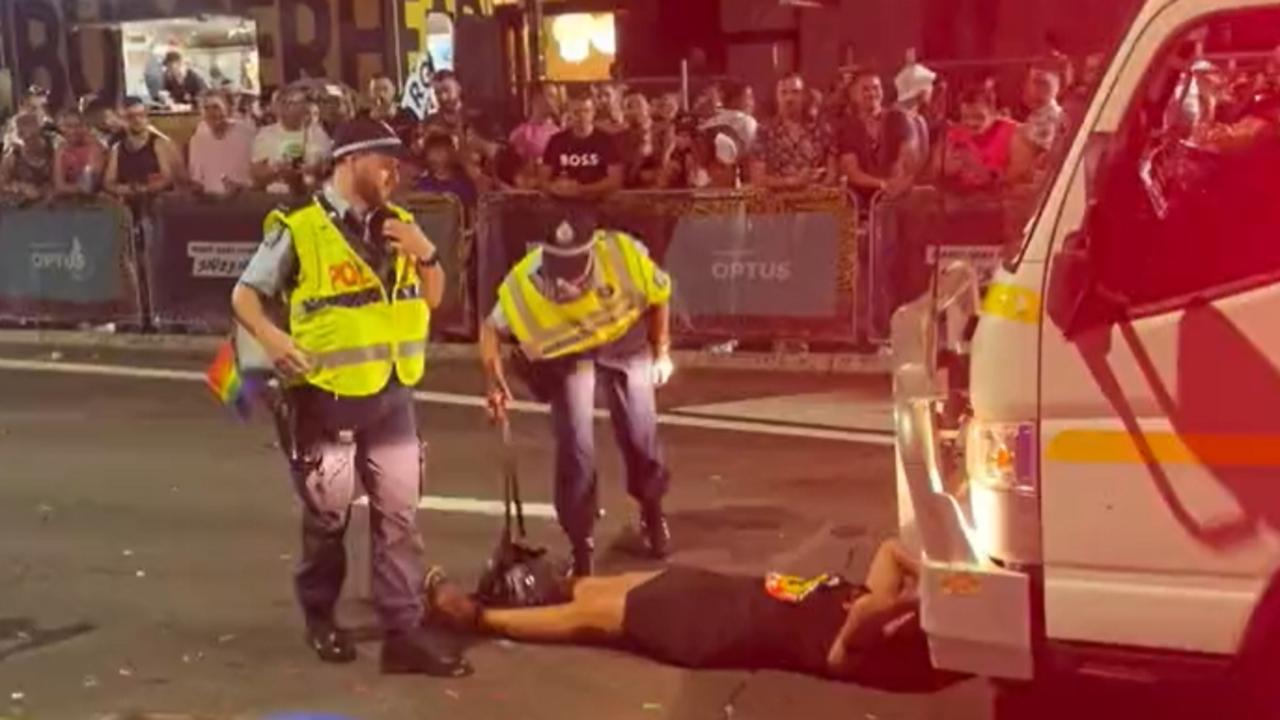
[475,188,862,345]
[6,186,1040,350]
[863,187,1035,344]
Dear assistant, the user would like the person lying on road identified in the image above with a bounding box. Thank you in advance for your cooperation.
[424,539,956,689]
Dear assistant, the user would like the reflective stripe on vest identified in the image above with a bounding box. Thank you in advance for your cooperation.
[311,339,429,369]
[500,233,649,360]
[301,287,381,315]
[301,285,424,315]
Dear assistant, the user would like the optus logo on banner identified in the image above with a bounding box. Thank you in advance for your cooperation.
[0,205,123,304]
[188,242,258,278]
[665,212,840,319]
[30,237,93,283]
[710,248,792,283]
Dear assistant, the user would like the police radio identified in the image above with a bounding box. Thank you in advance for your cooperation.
[315,190,396,246]
[367,205,396,246]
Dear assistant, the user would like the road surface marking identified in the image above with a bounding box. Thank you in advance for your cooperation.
[352,494,558,519]
[0,357,893,445]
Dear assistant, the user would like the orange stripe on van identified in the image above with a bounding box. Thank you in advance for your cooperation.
[1046,430,1280,467]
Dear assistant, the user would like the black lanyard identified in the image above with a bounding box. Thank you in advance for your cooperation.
[313,192,396,289]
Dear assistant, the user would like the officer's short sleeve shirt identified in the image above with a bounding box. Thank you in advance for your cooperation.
[238,225,299,297]
[238,185,360,297]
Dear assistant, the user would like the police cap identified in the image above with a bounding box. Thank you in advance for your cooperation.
[540,200,601,283]
[332,117,406,161]
[542,200,599,259]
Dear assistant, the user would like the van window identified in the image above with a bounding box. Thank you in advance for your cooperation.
[1090,9,1280,311]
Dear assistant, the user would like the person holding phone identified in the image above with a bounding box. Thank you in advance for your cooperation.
[932,85,1019,192]
[230,118,468,678]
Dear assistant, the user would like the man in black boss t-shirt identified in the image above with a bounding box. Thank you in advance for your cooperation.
[540,92,623,199]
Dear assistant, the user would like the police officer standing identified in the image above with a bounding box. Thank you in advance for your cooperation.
[479,203,675,576]
[231,119,470,677]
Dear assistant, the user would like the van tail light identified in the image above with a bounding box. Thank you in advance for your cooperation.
[966,421,1038,496]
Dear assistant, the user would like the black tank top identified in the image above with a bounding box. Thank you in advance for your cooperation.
[623,567,936,687]
[115,133,162,184]
[622,567,855,677]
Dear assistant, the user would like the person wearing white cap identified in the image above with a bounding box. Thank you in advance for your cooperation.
[893,55,937,178]
[703,79,758,152]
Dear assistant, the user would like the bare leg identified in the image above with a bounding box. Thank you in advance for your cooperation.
[480,572,662,644]
[862,538,917,600]
[827,539,917,672]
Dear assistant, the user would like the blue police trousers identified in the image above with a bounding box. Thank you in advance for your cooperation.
[286,383,424,632]
[546,352,670,545]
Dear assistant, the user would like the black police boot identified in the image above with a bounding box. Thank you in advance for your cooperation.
[381,627,473,677]
[640,501,671,560]
[571,537,595,578]
[305,618,357,664]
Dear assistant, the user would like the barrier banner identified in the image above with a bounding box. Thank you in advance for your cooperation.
[0,200,141,326]
[926,245,1005,285]
[476,189,858,343]
[147,192,280,333]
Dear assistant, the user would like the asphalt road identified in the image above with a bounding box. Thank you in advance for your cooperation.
[0,346,995,720]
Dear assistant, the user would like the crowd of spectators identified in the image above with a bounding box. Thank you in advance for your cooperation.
[478,50,1092,203]
[0,49,1099,213]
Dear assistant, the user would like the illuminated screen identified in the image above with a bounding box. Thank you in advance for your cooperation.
[544,12,617,82]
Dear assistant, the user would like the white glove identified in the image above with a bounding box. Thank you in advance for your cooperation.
[651,352,675,388]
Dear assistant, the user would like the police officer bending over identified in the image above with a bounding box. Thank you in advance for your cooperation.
[480,203,675,577]
[231,119,470,677]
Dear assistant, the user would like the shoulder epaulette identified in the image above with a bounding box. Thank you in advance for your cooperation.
[275,195,317,217]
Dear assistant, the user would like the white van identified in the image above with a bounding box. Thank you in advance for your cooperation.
[893,0,1280,706]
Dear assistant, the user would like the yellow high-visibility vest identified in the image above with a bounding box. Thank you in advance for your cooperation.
[266,200,430,397]
[497,231,672,360]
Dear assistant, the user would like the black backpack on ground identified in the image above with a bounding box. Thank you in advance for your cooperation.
[475,418,569,608]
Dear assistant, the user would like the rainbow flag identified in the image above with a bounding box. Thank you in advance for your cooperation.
[205,339,253,420]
